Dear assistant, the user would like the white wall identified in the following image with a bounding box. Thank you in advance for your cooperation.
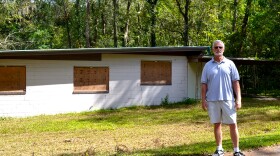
[0,54,192,117]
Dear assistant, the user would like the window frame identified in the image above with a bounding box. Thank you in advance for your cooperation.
[73,66,109,94]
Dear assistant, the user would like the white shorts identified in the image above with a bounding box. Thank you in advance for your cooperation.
[207,100,237,124]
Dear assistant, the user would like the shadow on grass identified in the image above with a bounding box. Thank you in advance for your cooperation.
[76,98,280,127]
[56,134,280,156]
[242,98,280,108]
[238,99,280,123]
[77,103,208,127]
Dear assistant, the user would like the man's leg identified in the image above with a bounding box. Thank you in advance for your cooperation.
[214,123,223,147]
[229,123,239,149]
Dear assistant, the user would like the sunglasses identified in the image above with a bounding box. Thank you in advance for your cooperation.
[214,46,223,49]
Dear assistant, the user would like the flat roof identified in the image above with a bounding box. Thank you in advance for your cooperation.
[0,46,209,61]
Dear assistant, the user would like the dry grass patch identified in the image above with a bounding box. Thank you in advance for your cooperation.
[0,98,280,155]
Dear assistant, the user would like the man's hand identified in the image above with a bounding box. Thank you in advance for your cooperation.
[202,100,208,111]
[201,84,208,111]
[233,81,242,110]
[235,100,242,110]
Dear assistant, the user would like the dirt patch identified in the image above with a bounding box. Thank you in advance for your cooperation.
[252,95,280,101]
[254,97,279,101]
[224,145,280,156]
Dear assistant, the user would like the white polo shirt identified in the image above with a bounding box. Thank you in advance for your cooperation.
[201,57,240,101]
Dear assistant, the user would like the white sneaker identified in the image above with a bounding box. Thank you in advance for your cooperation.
[213,149,224,156]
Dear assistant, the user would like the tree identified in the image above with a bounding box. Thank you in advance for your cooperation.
[85,0,91,47]
[237,0,252,57]
[73,0,82,47]
[60,0,72,48]
[91,0,99,47]
[232,0,238,32]
[146,0,158,47]
[0,0,278,60]
[113,0,118,47]
[121,0,131,47]
[175,0,191,46]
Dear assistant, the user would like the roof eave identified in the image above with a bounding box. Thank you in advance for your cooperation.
[0,46,209,60]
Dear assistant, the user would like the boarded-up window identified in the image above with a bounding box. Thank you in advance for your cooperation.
[141,61,172,85]
[73,67,109,93]
[0,66,26,95]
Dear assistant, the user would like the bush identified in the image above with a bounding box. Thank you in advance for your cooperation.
[160,95,197,106]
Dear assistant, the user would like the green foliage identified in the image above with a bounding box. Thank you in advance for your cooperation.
[240,64,280,97]
[0,0,278,51]
[160,94,169,105]
[175,97,198,105]
[160,94,197,106]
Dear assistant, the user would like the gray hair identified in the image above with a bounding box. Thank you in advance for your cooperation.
[212,40,225,48]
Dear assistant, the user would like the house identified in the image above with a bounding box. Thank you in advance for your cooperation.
[0,47,208,117]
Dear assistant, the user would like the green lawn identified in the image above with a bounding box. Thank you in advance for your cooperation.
[0,98,279,155]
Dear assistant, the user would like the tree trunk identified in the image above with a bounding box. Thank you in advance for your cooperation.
[232,0,238,32]
[91,1,98,47]
[62,1,71,48]
[122,0,131,47]
[184,0,191,46]
[175,0,191,46]
[237,0,252,56]
[85,0,91,48]
[147,0,158,47]
[113,0,118,47]
[241,0,251,38]
[101,1,106,35]
[136,3,141,46]
[74,0,81,47]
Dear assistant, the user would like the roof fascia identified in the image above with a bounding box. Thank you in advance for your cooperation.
[0,47,209,60]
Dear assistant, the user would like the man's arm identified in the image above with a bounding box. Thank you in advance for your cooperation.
[233,80,242,110]
[201,83,208,111]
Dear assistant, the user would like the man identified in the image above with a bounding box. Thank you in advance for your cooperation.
[201,40,245,156]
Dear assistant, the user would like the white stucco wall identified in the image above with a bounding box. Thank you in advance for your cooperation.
[0,54,193,117]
